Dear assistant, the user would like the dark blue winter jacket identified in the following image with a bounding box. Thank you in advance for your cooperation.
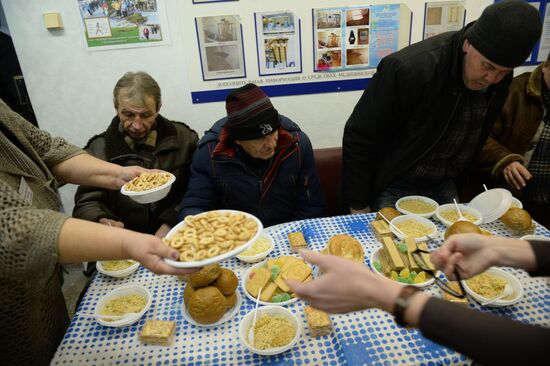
[177,115,325,227]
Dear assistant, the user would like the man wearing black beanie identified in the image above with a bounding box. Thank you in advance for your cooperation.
[343,0,542,213]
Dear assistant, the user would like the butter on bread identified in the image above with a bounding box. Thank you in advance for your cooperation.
[304,306,332,337]
[139,320,176,345]
[288,232,308,252]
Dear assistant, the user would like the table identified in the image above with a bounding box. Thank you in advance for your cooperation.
[52,214,550,365]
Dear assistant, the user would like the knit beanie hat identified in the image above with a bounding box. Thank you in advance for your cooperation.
[466,0,542,68]
[225,83,280,140]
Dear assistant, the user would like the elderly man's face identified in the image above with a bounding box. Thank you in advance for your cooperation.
[116,93,159,139]
[462,39,512,91]
[235,130,279,160]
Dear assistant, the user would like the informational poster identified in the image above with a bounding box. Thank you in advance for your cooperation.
[76,0,169,50]
[195,15,246,80]
[255,11,302,76]
[193,0,238,3]
[423,1,466,39]
[314,5,410,72]
[536,2,550,62]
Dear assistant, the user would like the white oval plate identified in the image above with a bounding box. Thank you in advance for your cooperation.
[242,260,304,306]
[94,284,152,327]
[395,195,439,218]
[236,233,275,263]
[164,210,263,268]
[120,172,175,204]
[97,260,140,278]
[181,291,242,328]
[462,267,523,308]
[370,248,435,288]
[390,214,438,243]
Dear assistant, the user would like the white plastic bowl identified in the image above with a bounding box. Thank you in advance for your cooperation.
[469,188,512,224]
[435,204,482,227]
[97,260,140,278]
[395,195,439,218]
[239,305,301,356]
[242,260,301,306]
[462,267,523,308]
[510,197,523,209]
[94,284,151,327]
[164,210,263,268]
[520,234,550,242]
[120,172,175,204]
[181,291,242,328]
[390,214,437,242]
[236,233,275,263]
[370,248,435,288]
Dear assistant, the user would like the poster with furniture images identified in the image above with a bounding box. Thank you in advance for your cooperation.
[76,0,169,50]
[313,5,411,72]
[255,11,302,76]
[423,1,466,40]
[195,15,246,81]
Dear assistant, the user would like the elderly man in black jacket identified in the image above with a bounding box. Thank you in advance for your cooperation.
[343,1,542,213]
[73,71,198,238]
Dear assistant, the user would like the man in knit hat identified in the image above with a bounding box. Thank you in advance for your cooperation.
[343,0,542,213]
[178,83,324,226]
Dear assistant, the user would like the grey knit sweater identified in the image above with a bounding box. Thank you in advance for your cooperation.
[0,99,84,365]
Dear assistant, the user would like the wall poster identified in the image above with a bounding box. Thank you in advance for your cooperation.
[254,11,302,76]
[423,1,466,40]
[76,0,169,50]
[195,15,246,80]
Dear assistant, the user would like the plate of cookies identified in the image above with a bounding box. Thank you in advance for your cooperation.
[242,256,313,306]
[182,264,242,327]
[163,210,263,268]
[121,171,175,204]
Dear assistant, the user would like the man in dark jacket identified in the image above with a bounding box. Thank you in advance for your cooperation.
[178,83,324,227]
[343,1,542,213]
[73,71,198,238]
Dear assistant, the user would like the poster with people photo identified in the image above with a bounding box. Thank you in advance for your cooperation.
[195,15,246,80]
[255,11,302,76]
[76,0,169,50]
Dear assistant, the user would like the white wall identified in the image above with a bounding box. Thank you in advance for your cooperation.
[1,0,530,213]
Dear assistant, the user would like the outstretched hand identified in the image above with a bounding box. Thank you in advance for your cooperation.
[115,166,148,188]
[287,250,401,314]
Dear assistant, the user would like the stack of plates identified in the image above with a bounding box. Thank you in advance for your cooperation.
[469,188,512,224]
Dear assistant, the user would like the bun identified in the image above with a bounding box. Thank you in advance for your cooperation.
[444,221,481,239]
[183,283,195,306]
[376,207,401,221]
[214,268,238,295]
[324,234,364,263]
[188,286,227,324]
[188,263,221,288]
[224,292,237,309]
[500,208,533,235]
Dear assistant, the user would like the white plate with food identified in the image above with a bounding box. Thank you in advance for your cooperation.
[242,257,313,306]
[395,195,439,218]
[97,260,140,278]
[93,284,152,327]
[121,171,175,204]
[236,233,275,263]
[390,214,438,243]
[369,248,435,288]
[163,210,263,268]
[238,305,301,356]
[181,291,242,328]
[436,203,483,227]
[461,267,523,308]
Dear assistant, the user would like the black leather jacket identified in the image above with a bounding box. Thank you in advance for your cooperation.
[73,115,198,234]
[343,26,512,209]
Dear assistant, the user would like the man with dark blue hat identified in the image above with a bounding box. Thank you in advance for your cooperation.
[178,83,324,227]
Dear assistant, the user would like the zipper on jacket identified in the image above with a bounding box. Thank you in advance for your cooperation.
[397,91,462,176]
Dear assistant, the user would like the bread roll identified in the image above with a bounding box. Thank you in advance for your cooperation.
[188,286,227,324]
[500,208,533,235]
[444,221,481,239]
[376,207,401,221]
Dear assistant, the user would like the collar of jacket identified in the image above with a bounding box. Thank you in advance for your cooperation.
[527,64,543,100]
[211,126,297,159]
[95,114,178,158]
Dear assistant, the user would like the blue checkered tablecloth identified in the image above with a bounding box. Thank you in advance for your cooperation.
[52,214,550,365]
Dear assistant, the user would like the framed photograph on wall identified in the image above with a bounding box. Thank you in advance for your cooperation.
[255,11,302,76]
[195,15,246,80]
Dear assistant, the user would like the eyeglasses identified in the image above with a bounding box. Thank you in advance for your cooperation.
[411,248,466,299]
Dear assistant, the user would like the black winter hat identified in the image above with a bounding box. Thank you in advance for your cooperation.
[466,0,542,68]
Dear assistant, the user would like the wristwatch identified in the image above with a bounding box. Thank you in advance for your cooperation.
[393,285,420,327]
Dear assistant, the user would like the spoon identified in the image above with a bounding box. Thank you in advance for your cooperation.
[79,312,139,320]
[248,287,263,346]
[481,284,513,306]
[378,212,406,237]
[453,199,468,222]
